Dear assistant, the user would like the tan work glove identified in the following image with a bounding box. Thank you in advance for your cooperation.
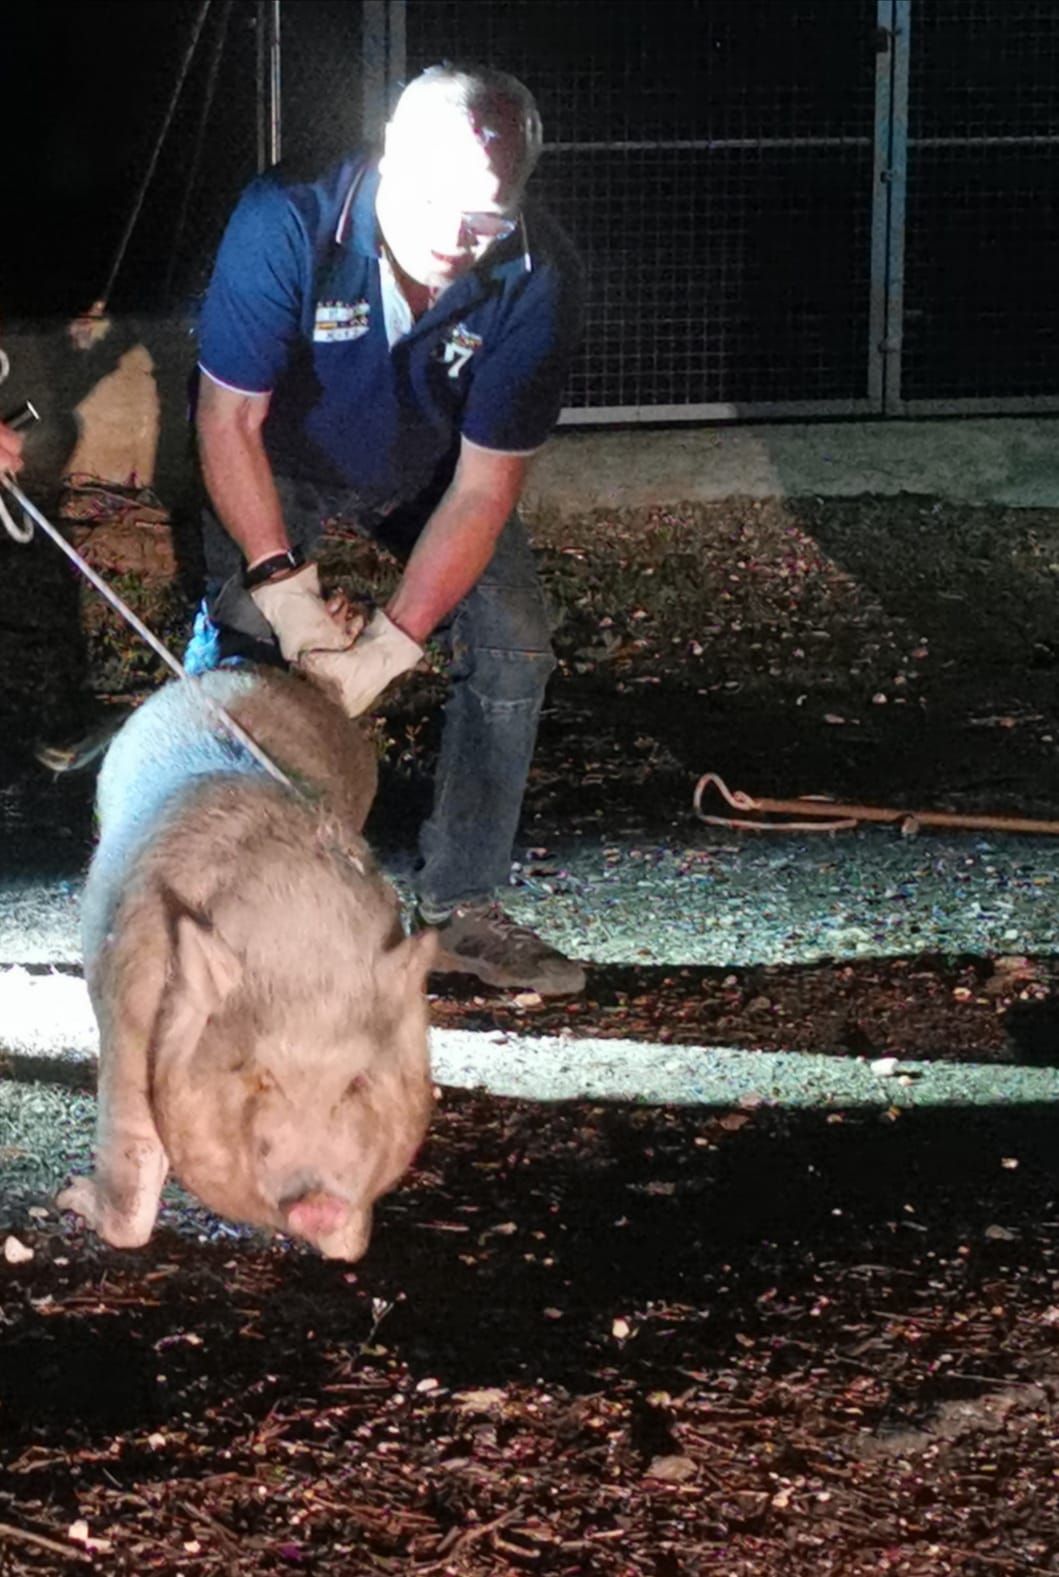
[301,609,423,717]
[249,562,352,663]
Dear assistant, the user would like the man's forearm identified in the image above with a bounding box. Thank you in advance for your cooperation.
[387,459,525,643]
[197,406,289,567]
[387,496,502,641]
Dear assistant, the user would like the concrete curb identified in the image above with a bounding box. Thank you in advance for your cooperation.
[527,418,1059,513]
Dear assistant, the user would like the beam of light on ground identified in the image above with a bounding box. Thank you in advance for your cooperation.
[4,964,1059,1111]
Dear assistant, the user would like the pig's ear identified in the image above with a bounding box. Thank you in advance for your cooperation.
[172,912,244,1015]
[381,927,438,990]
[155,912,244,1073]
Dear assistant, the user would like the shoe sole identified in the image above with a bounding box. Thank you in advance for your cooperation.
[430,944,586,998]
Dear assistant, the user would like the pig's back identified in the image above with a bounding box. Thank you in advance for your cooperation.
[95,669,269,856]
[96,666,376,853]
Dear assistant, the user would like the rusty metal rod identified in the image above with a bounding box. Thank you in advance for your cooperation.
[693,771,1059,837]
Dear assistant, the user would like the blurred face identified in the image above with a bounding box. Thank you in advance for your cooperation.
[376,98,520,295]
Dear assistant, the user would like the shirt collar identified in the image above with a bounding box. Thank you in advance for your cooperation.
[335,159,383,255]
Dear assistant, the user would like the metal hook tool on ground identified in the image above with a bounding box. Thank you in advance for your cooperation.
[694,770,1059,838]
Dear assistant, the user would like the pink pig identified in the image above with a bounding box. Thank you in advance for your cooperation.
[58,665,436,1260]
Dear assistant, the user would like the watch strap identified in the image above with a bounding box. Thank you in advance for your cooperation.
[242,545,306,590]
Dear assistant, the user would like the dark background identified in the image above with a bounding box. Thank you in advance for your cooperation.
[1,2,263,317]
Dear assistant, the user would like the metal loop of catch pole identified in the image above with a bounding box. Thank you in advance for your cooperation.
[0,361,34,542]
[0,471,297,793]
[694,769,1059,839]
[0,479,34,543]
[693,772,859,834]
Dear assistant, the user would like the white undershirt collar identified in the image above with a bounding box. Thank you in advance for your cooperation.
[378,248,417,349]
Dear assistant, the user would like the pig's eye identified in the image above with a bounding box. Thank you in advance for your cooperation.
[345,1074,368,1101]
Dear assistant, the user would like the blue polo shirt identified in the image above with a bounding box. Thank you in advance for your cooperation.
[197,153,584,514]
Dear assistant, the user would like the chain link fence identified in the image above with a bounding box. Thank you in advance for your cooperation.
[899,0,1059,409]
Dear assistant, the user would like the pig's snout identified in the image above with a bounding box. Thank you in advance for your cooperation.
[283,1187,349,1239]
[281,1187,371,1259]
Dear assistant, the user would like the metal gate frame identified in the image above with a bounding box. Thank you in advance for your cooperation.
[871,0,909,416]
[885,2,1059,417]
[361,0,404,140]
[353,0,1050,424]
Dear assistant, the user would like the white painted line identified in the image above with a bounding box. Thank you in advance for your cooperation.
[2,965,1058,1110]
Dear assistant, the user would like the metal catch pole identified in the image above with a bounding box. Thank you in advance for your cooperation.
[695,771,1059,839]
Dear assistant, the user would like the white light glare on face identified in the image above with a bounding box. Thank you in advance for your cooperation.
[379,100,522,289]
[389,174,518,250]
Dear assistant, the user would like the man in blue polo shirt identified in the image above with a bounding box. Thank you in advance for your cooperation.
[191,63,586,995]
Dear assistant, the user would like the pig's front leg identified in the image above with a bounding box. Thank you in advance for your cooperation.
[58,1136,168,1249]
[58,1024,169,1249]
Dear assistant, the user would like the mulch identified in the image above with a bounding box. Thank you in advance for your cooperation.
[428,951,1059,1066]
[2,1090,1059,1574]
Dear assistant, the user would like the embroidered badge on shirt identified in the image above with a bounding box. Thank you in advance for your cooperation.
[436,323,484,380]
[314,300,371,342]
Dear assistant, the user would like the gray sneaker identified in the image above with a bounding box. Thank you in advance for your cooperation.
[418,900,586,997]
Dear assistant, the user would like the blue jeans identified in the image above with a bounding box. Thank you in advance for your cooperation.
[196,477,556,910]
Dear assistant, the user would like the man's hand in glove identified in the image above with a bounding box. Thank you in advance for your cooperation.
[322,587,368,646]
[301,610,423,717]
[250,560,419,715]
[250,562,356,662]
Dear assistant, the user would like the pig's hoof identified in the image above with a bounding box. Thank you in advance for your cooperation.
[56,1175,101,1225]
[56,1177,153,1249]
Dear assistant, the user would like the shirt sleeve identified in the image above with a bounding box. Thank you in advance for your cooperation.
[460,251,585,453]
[196,176,308,395]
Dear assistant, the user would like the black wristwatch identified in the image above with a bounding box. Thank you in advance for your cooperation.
[242,545,306,590]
